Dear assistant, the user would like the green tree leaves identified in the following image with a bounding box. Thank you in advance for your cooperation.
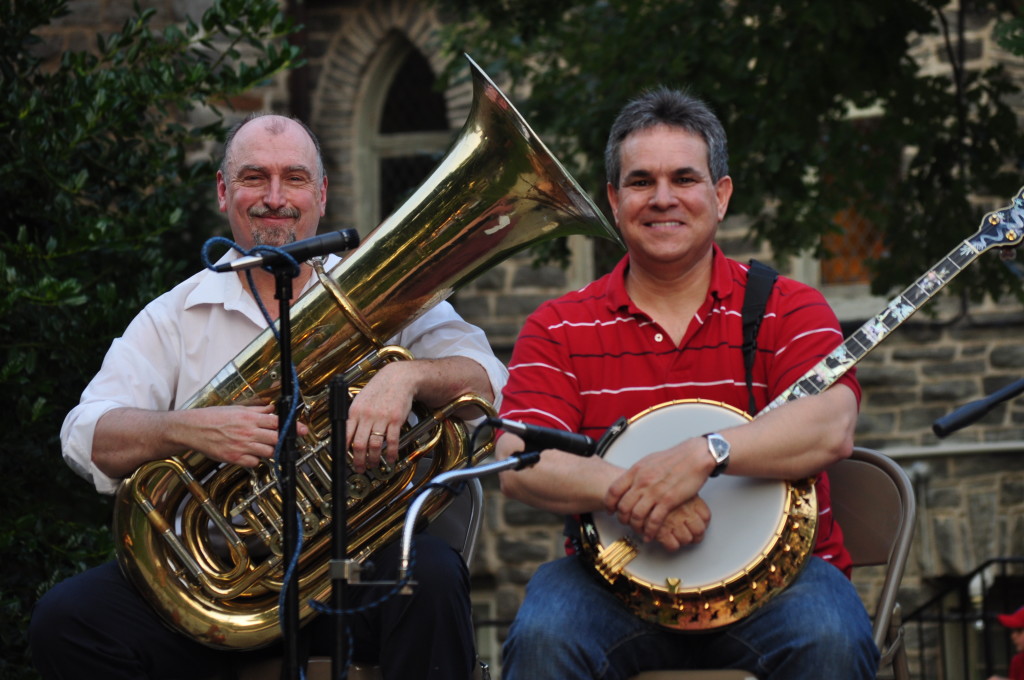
[437,0,1024,303]
[0,1,301,675]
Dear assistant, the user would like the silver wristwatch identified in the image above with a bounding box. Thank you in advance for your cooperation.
[702,432,730,477]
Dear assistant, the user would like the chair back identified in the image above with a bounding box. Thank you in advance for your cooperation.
[424,476,484,567]
[828,446,917,651]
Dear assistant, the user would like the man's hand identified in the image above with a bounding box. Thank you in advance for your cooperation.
[191,403,307,468]
[649,496,711,550]
[91,403,309,479]
[344,356,494,474]
[604,437,713,543]
[346,362,416,473]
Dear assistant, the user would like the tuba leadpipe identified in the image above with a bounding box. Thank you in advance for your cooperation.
[112,55,622,650]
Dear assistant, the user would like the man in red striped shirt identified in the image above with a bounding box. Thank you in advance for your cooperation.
[496,88,878,679]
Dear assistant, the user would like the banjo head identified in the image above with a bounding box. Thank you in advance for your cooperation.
[579,399,817,631]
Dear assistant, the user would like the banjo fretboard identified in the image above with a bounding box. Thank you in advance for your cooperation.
[760,189,1024,416]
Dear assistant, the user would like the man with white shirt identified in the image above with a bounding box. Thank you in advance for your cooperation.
[30,113,507,680]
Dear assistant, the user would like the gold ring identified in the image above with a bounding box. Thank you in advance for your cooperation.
[371,431,385,437]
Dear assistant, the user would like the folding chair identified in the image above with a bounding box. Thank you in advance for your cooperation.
[829,446,916,680]
[632,446,917,680]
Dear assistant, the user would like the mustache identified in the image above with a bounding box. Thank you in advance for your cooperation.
[248,206,300,219]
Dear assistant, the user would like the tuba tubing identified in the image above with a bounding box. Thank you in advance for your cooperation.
[113,54,622,650]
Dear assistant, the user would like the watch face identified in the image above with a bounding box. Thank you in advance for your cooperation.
[708,435,729,461]
[705,434,730,477]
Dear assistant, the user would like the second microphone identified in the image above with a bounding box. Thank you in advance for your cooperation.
[486,417,596,456]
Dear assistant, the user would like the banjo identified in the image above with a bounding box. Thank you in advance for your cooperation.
[577,186,1024,631]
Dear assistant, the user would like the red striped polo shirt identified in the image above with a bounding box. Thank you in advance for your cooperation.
[499,245,860,575]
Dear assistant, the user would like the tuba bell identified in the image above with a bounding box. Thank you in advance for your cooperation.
[112,55,622,650]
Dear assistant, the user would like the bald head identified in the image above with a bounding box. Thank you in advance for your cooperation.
[220,113,326,183]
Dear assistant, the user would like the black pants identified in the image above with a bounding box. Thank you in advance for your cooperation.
[29,535,475,680]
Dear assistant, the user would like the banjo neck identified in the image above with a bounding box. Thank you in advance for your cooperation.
[759,188,1024,417]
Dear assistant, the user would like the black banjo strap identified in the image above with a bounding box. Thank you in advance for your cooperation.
[740,259,778,416]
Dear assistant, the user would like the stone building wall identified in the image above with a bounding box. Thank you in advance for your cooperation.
[32,0,1024,674]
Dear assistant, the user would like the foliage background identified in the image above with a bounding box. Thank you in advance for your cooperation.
[0,1,300,676]
[437,0,1024,303]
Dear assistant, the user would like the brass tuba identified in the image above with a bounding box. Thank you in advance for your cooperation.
[113,55,621,650]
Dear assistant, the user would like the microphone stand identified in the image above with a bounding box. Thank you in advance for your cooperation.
[397,451,541,587]
[398,417,611,584]
[329,377,351,679]
[933,376,1024,437]
[205,237,362,680]
[272,266,301,680]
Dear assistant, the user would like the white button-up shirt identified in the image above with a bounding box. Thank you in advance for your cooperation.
[61,254,508,494]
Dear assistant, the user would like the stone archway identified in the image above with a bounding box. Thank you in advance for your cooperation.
[309,0,472,233]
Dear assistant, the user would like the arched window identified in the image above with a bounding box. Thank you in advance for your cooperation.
[354,35,453,234]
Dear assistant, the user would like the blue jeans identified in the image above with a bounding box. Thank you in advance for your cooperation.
[501,555,879,680]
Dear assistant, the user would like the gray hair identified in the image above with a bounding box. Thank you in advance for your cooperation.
[219,112,326,182]
[604,87,728,187]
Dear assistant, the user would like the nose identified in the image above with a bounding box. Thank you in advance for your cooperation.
[263,176,286,209]
[649,178,679,208]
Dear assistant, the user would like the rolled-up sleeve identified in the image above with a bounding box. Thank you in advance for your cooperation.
[396,301,508,409]
[61,305,183,494]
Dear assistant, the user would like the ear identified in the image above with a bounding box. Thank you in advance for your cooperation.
[715,175,733,221]
[606,182,620,223]
[216,172,228,213]
[319,175,328,217]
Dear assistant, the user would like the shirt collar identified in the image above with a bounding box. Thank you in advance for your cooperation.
[602,243,734,313]
[183,252,340,324]
[601,254,633,313]
[707,243,736,304]
[185,250,254,316]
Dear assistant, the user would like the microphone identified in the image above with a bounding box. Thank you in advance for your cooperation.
[933,377,1024,438]
[486,417,596,456]
[213,229,360,272]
